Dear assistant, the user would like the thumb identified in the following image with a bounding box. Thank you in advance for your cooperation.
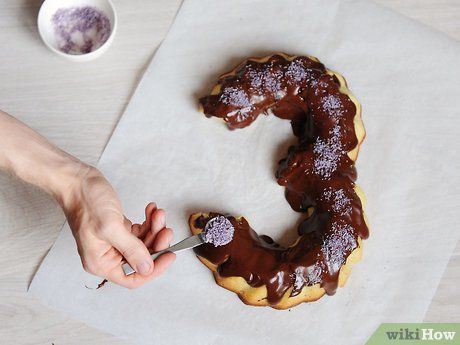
[108,225,154,276]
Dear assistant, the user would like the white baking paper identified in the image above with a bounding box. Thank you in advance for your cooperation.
[29,0,460,344]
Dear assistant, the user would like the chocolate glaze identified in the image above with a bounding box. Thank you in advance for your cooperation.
[195,54,369,306]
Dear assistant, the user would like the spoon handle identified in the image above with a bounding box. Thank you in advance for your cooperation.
[122,233,205,276]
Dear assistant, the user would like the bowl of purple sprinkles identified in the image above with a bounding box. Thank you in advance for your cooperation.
[38,0,116,62]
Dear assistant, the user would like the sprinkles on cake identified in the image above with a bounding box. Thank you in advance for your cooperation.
[196,53,369,308]
[321,94,344,119]
[220,87,251,107]
[322,222,357,272]
[286,60,310,82]
[204,216,235,247]
[322,188,352,216]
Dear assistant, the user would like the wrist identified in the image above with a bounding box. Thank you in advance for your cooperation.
[49,156,92,210]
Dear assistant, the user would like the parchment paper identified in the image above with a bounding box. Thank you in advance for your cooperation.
[29,0,460,344]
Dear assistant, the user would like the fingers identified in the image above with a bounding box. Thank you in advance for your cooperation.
[131,202,160,241]
[104,266,149,289]
[150,252,176,279]
[143,209,166,249]
[91,203,175,289]
[144,202,157,220]
[141,202,158,238]
[104,252,176,289]
[131,202,157,239]
[106,224,154,277]
[152,227,173,252]
[131,223,142,237]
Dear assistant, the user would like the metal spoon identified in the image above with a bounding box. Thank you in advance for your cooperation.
[122,232,206,276]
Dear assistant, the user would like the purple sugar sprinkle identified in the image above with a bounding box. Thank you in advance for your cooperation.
[247,68,283,96]
[332,189,352,215]
[323,188,352,216]
[321,221,356,272]
[307,265,322,284]
[204,216,235,247]
[220,87,252,108]
[247,69,264,89]
[313,125,345,178]
[220,86,253,122]
[265,69,283,94]
[311,79,332,96]
[52,6,111,55]
[286,60,309,82]
[292,265,321,291]
[321,94,344,119]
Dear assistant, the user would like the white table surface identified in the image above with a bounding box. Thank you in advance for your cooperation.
[0,1,458,344]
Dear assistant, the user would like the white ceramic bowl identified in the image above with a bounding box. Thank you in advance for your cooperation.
[37,0,117,62]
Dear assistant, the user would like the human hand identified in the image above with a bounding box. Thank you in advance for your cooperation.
[0,111,175,287]
[64,166,176,288]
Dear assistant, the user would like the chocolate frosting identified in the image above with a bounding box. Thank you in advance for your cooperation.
[195,54,369,306]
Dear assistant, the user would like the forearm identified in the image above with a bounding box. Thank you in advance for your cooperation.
[0,110,89,207]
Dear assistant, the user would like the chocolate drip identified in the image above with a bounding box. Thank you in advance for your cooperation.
[196,54,368,306]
